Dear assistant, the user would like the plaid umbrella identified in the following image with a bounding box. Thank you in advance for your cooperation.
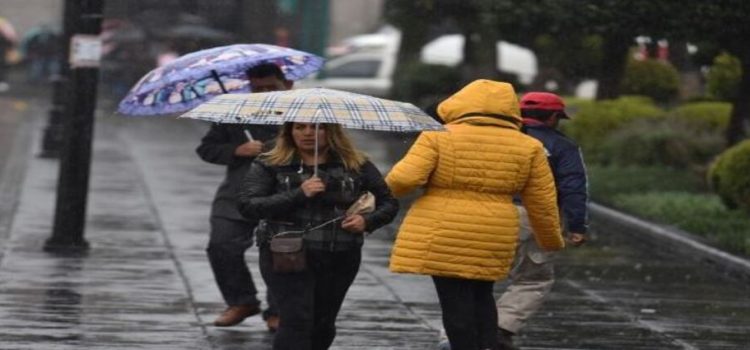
[117,44,323,116]
[179,87,444,132]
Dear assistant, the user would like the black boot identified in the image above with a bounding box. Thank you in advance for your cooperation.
[497,328,518,350]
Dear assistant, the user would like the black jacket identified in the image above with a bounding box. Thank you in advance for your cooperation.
[196,123,279,220]
[523,120,589,234]
[238,153,399,251]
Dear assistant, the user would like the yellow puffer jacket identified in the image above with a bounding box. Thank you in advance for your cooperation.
[386,80,564,281]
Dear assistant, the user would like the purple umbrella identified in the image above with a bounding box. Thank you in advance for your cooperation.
[117,44,324,116]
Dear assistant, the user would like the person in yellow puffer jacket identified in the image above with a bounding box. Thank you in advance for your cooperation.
[386,79,564,350]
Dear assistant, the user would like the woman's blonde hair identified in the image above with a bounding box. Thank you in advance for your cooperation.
[263,123,367,171]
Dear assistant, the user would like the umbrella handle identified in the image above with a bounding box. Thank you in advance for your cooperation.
[210,69,229,94]
[243,129,254,141]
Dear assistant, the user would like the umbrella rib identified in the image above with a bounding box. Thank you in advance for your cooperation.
[210,70,229,93]
[189,85,202,99]
[230,95,248,123]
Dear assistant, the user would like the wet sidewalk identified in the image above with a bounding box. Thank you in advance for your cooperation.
[0,98,749,349]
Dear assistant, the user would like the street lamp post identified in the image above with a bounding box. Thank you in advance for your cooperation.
[38,75,67,158]
[44,0,105,253]
[38,0,77,159]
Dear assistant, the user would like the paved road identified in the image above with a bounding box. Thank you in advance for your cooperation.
[0,96,748,349]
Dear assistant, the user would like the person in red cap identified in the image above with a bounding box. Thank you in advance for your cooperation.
[495,91,588,349]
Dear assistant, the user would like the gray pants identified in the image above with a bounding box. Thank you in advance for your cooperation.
[207,217,277,316]
[496,206,555,334]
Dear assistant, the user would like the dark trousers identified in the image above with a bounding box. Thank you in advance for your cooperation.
[432,276,499,350]
[259,246,361,350]
[207,217,276,316]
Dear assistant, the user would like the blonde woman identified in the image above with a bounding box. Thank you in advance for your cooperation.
[386,80,565,350]
[238,122,398,350]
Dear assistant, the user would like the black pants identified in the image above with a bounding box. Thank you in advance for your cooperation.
[260,245,361,350]
[207,217,276,317]
[432,276,499,350]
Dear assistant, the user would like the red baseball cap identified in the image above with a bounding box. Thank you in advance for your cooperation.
[519,92,569,119]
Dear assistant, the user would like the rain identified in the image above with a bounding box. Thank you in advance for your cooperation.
[0,1,749,349]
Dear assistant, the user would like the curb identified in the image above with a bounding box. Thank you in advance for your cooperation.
[589,202,750,282]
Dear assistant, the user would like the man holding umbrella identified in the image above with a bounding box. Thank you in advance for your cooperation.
[196,63,292,330]
[117,44,324,330]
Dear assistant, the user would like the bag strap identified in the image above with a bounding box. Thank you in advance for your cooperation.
[272,216,345,238]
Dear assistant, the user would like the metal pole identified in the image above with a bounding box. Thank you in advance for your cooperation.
[38,0,76,159]
[45,0,105,253]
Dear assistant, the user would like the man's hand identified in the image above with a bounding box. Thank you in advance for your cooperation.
[300,176,326,198]
[341,214,366,233]
[234,140,263,157]
[567,232,586,247]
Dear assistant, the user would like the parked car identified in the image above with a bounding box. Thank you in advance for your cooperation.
[296,27,400,97]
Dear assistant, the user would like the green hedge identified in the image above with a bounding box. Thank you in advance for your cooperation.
[706,52,741,101]
[708,139,750,213]
[612,192,750,255]
[588,165,707,203]
[620,58,680,103]
[563,96,665,163]
[668,101,732,131]
[598,117,725,169]
[578,97,750,256]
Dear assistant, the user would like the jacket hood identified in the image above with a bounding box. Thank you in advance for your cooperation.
[437,79,521,129]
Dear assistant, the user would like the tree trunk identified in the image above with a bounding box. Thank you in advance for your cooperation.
[596,35,630,100]
[726,55,750,146]
[395,19,428,64]
[459,12,498,82]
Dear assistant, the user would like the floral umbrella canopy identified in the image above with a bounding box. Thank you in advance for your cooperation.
[117,43,324,116]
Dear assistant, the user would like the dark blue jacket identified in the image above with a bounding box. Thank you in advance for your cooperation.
[196,123,279,220]
[523,119,589,234]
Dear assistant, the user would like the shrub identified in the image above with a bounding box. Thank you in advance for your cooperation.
[563,96,665,163]
[612,192,750,255]
[620,58,680,104]
[588,165,707,203]
[391,62,462,105]
[668,101,732,131]
[708,140,750,213]
[706,52,741,101]
[598,117,725,169]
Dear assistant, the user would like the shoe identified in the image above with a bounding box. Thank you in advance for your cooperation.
[497,328,518,350]
[213,304,261,327]
[265,314,280,333]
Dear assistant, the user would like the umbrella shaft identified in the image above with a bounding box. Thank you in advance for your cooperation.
[314,123,319,177]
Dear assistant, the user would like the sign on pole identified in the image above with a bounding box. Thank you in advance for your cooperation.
[69,34,102,68]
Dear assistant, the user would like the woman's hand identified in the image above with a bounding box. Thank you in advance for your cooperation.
[300,176,326,198]
[234,140,264,157]
[341,214,366,233]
